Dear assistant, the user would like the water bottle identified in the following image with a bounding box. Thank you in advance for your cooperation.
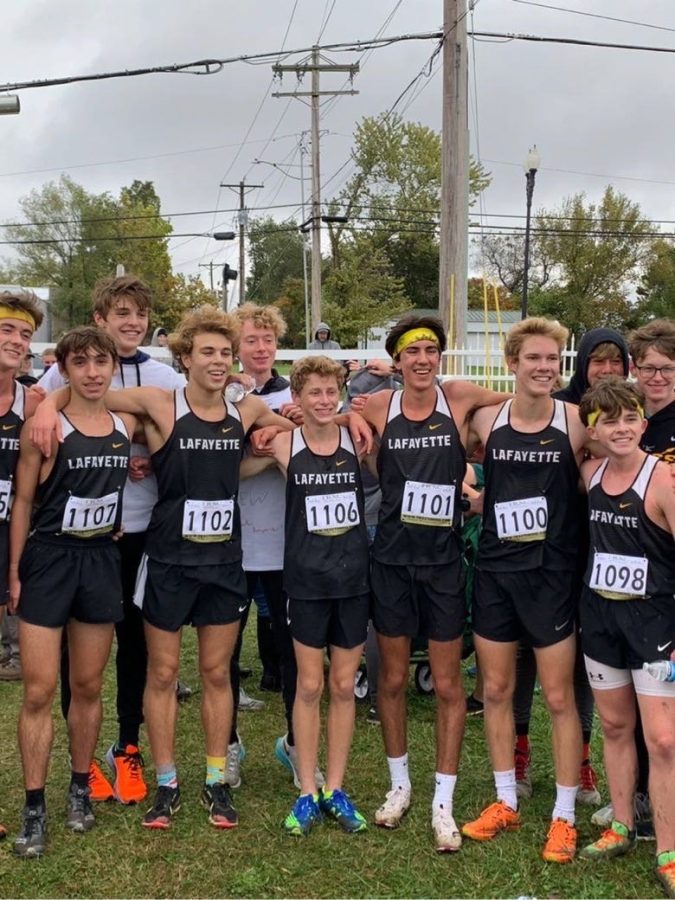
[225,382,251,403]
[642,660,675,683]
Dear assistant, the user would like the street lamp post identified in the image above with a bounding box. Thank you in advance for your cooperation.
[521,145,541,320]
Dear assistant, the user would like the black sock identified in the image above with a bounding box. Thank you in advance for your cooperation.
[515,723,530,737]
[70,770,89,790]
[582,730,592,747]
[286,731,295,748]
[118,729,139,749]
[25,788,45,809]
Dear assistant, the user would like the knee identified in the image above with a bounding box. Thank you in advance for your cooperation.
[23,679,57,714]
[199,662,230,691]
[483,676,513,706]
[329,671,356,704]
[69,676,102,704]
[147,659,179,692]
[543,686,575,718]
[297,672,323,705]
[600,714,633,743]
[433,673,464,706]
[645,728,675,764]
[380,665,408,696]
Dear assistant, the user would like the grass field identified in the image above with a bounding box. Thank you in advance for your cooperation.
[0,629,662,899]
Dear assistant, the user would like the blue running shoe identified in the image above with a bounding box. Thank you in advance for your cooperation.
[284,793,321,836]
[320,788,367,833]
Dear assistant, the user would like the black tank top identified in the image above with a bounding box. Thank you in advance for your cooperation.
[0,383,25,525]
[479,399,580,571]
[585,454,675,600]
[372,385,466,566]
[641,400,675,465]
[33,411,129,544]
[284,426,369,600]
[145,388,245,566]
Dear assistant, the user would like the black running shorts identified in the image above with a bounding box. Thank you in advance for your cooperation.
[287,594,369,650]
[18,536,123,628]
[580,586,675,671]
[142,558,248,632]
[371,558,466,642]
[473,567,576,647]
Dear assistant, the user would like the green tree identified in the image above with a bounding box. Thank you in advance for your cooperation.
[246,218,305,303]
[328,114,491,310]
[156,273,219,332]
[3,175,173,330]
[321,240,408,347]
[274,277,307,348]
[634,239,675,323]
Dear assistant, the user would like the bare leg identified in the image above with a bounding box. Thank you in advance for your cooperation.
[475,635,518,772]
[325,644,364,791]
[197,622,239,757]
[428,637,466,774]
[592,684,637,829]
[292,640,324,795]
[534,635,582,788]
[17,621,61,789]
[143,623,181,769]
[376,634,411,758]
[67,621,115,772]
[637,692,675,855]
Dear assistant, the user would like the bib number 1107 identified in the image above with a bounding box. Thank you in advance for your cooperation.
[62,492,119,537]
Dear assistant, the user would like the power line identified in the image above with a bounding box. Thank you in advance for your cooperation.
[470,31,675,55]
[510,0,675,35]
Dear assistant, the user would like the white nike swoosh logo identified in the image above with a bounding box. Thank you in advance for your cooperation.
[554,619,570,632]
[657,641,672,653]
[238,605,247,613]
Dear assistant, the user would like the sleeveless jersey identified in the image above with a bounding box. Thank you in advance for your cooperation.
[283,426,369,600]
[33,411,129,544]
[0,383,25,524]
[584,454,675,601]
[479,399,580,571]
[145,388,245,566]
[641,400,675,465]
[373,385,466,566]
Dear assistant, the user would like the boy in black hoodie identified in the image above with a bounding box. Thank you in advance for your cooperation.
[512,328,629,808]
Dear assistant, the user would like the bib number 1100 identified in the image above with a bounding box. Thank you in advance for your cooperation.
[495,496,548,542]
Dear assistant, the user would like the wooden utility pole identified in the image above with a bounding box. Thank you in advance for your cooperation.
[438,0,469,349]
[220,180,263,307]
[272,48,359,333]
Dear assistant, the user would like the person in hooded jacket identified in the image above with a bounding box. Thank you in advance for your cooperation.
[512,327,629,810]
[308,323,341,350]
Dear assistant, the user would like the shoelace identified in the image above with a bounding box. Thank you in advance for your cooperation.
[293,794,318,821]
[122,751,145,781]
[548,819,575,843]
[209,784,232,806]
[22,809,44,837]
[327,790,355,818]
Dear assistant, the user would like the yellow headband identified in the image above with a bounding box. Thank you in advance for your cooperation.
[587,404,644,428]
[0,306,36,330]
[394,327,440,358]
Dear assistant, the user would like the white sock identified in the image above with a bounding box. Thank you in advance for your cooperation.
[552,783,578,825]
[494,769,518,811]
[387,754,411,791]
[432,773,457,814]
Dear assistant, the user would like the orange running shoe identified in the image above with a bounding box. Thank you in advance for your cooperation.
[542,818,577,863]
[462,800,521,842]
[105,744,148,805]
[88,759,114,802]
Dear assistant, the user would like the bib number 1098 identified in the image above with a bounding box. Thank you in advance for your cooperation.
[305,491,359,536]
[589,552,648,600]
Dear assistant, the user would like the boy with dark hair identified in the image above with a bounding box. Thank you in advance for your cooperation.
[576,377,675,899]
[242,355,370,836]
[10,327,136,857]
[40,274,185,806]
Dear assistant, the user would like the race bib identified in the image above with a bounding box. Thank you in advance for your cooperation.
[62,492,119,538]
[589,551,648,600]
[401,480,454,527]
[495,496,548,542]
[182,498,234,542]
[305,490,360,536]
[0,479,11,523]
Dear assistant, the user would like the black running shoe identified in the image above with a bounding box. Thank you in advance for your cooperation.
[66,784,95,833]
[466,694,484,717]
[142,785,181,830]
[14,806,47,858]
[201,782,238,829]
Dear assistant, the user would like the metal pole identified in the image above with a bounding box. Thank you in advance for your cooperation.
[238,181,246,306]
[221,279,228,312]
[521,169,536,319]
[310,45,322,334]
[299,135,311,346]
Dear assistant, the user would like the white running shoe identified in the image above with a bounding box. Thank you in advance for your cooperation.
[374,786,411,828]
[238,687,265,711]
[591,801,614,828]
[274,735,325,790]
[432,805,462,852]
[224,737,245,789]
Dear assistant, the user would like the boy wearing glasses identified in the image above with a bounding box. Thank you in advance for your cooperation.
[629,319,675,467]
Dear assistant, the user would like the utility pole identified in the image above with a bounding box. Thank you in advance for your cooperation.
[438,0,469,350]
[220,180,263,306]
[272,48,359,334]
[198,261,216,293]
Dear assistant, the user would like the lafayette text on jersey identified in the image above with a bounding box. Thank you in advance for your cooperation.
[0,383,25,525]
[584,454,675,601]
[33,411,130,544]
[283,426,369,600]
[373,385,466,566]
[145,387,245,566]
[479,399,580,572]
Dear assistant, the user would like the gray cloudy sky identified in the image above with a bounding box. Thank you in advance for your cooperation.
[2,0,674,285]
